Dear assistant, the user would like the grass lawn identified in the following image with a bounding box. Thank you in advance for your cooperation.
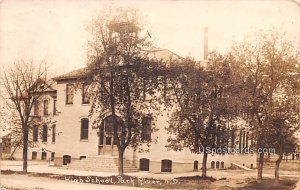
[1,159,299,189]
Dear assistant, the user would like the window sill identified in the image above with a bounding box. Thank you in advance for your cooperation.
[80,139,89,142]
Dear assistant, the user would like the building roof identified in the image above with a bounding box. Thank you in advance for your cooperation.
[53,49,182,81]
[148,49,182,61]
[52,67,90,81]
[1,132,11,139]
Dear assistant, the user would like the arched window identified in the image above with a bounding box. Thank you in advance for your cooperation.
[194,161,198,171]
[63,155,71,165]
[221,161,224,169]
[33,126,38,142]
[140,158,150,171]
[161,159,172,172]
[34,100,39,116]
[98,115,123,145]
[43,99,49,116]
[211,161,215,169]
[216,161,220,169]
[81,118,89,140]
[32,151,37,160]
[250,164,253,169]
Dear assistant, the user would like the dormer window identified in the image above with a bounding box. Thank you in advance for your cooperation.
[66,84,74,104]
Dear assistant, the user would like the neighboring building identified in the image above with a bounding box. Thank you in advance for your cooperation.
[1,133,12,159]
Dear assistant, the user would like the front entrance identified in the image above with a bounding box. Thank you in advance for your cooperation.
[98,115,123,156]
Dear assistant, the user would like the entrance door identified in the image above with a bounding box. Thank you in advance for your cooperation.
[98,116,123,156]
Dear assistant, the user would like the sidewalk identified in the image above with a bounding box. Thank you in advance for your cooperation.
[294,180,300,190]
[1,174,156,190]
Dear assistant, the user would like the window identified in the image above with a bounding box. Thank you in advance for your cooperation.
[221,161,224,169]
[41,152,47,160]
[80,118,89,140]
[141,117,152,141]
[216,161,220,169]
[99,126,104,145]
[66,84,74,104]
[32,151,37,160]
[63,155,71,165]
[140,158,150,171]
[33,125,38,142]
[53,99,57,115]
[106,136,112,145]
[42,125,48,142]
[34,101,39,116]
[211,161,215,169]
[52,125,56,143]
[231,129,236,148]
[80,156,86,160]
[161,159,172,172]
[51,152,55,161]
[194,161,199,171]
[82,83,90,104]
[43,100,49,116]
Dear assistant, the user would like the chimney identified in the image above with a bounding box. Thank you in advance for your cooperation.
[203,27,208,60]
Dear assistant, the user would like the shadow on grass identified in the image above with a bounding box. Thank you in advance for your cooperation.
[235,178,297,190]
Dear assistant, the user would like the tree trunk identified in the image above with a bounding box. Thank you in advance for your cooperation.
[275,153,283,184]
[257,153,264,181]
[22,127,29,173]
[118,149,124,176]
[202,150,208,177]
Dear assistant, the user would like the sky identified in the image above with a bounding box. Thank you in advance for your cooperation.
[0,0,299,75]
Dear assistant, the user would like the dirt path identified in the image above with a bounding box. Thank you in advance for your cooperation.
[0,174,157,190]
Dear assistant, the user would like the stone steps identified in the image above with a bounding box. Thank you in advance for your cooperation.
[65,156,139,173]
[230,162,252,171]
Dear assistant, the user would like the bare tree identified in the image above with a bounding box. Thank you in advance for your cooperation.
[2,59,50,172]
[86,7,162,175]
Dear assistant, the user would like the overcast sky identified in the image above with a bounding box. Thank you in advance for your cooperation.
[1,0,299,75]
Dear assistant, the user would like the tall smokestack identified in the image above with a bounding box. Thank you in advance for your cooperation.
[204,27,208,60]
